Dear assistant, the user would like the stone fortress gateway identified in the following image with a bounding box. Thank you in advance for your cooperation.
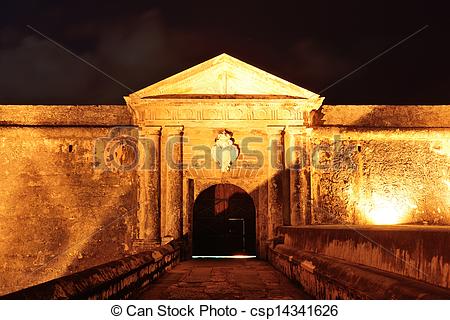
[124,54,325,259]
[0,54,449,296]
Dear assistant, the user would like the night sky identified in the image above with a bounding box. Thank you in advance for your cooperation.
[1,0,448,105]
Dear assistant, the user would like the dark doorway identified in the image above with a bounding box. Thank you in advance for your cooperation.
[193,184,256,256]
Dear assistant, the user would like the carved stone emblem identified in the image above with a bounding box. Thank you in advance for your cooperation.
[211,130,239,172]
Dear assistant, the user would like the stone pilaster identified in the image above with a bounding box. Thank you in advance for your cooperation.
[163,125,184,242]
[136,126,162,250]
[303,129,313,224]
[285,126,307,226]
[267,125,285,239]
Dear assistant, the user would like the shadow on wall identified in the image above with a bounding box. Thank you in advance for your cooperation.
[0,159,70,293]
[0,127,137,296]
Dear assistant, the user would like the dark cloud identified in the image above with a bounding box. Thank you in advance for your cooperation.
[0,33,94,104]
[0,0,449,104]
[0,9,182,104]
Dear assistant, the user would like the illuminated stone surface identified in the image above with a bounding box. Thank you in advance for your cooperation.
[136,259,311,299]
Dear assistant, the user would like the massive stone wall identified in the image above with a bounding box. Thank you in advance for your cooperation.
[0,105,138,295]
[311,105,450,225]
[0,102,449,295]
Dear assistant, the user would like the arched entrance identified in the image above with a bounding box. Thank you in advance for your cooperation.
[193,184,256,256]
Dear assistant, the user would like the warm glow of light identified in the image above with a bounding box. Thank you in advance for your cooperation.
[444,180,450,190]
[363,194,408,225]
[348,186,417,225]
[430,140,450,157]
[444,180,450,208]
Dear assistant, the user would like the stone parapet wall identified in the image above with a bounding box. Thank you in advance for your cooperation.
[269,244,450,299]
[314,105,450,128]
[0,105,132,126]
[276,226,450,289]
[1,242,180,299]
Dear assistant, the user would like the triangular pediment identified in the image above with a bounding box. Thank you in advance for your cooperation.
[132,53,319,99]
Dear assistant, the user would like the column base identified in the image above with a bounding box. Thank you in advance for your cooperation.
[161,236,175,244]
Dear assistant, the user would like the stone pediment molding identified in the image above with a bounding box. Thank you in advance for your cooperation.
[129,53,320,98]
[124,54,324,126]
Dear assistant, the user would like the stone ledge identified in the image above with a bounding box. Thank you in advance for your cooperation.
[0,105,132,126]
[269,245,450,299]
[1,242,180,299]
[314,105,450,128]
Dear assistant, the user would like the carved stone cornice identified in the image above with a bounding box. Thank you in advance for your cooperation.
[125,96,323,127]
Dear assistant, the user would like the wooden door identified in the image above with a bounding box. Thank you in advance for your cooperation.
[193,184,256,256]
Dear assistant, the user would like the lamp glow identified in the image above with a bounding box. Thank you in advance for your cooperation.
[348,185,417,225]
[366,195,405,225]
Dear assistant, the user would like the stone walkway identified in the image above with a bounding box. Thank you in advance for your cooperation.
[136,258,311,299]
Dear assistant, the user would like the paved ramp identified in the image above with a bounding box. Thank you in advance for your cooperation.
[136,258,311,299]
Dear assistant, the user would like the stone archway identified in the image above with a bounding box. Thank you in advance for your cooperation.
[192,184,256,256]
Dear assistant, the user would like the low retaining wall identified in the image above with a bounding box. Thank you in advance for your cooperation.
[279,225,450,288]
[268,226,450,299]
[1,242,180,299]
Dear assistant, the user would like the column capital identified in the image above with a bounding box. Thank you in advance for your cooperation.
[140,125,162,136]
[286,125,305,135]
[266,125,286,136]
[164,125,184,136]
